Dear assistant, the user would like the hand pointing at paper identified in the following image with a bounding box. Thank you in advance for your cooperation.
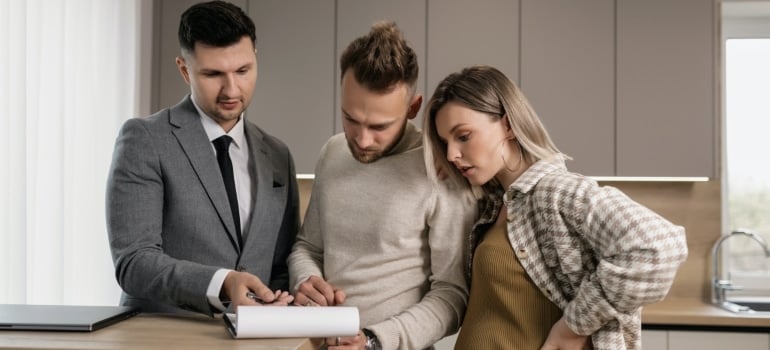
[222,271,294,308]
[294,275,346,306]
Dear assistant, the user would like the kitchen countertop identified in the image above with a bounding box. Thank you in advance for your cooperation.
[0,314,317,349]
[642,297,770,330]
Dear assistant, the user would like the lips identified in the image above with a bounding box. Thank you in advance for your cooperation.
[218,100,240,110]
[457,165,474,177]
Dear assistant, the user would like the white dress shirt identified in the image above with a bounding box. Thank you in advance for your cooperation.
[192,100,253,311]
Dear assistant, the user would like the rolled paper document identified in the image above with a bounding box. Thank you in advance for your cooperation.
[225,306,359,338]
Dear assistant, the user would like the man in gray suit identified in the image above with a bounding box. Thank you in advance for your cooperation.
[106,1,298,316]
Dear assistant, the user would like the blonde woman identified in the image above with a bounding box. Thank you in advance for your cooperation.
[423,65,687,350]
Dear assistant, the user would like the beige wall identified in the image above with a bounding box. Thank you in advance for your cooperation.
[296,178,721,301]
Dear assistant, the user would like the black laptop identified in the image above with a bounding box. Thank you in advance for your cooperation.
[0,304,139,331]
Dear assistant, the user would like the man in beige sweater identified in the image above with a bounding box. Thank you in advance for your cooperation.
[288,22,475,350]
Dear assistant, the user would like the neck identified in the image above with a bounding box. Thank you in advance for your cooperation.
[495,162,530,189]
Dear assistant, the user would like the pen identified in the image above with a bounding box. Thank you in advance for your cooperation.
[245,291,263,303]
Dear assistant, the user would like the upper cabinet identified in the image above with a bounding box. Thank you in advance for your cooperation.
[152,0,716,177]
[248,0,335,174]
[427,0,520,97]
[616,0,715,177]
[520,0,715,177]
[520,0,615,176]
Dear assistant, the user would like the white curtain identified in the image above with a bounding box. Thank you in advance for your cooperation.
[1,0,141,305]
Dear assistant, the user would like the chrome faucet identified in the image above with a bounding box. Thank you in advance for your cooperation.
[711,229,770,312]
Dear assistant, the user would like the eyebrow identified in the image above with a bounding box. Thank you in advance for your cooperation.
[341,108,396,128]
[449,124,467,134]
[437,123,468,143]
[341,108,358,124]
[199,63,254,74]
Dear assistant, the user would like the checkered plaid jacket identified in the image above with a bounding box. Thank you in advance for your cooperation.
[466,160,688,350]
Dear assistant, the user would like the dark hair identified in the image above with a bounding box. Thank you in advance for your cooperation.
[340,21,418,93]
[178,1,256,55]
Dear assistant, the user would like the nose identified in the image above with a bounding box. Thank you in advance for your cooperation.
[355,128,374,149]
[446,141,461,162]
[221,74,238,97]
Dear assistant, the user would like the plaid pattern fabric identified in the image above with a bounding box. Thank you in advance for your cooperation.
[466,160,688,350]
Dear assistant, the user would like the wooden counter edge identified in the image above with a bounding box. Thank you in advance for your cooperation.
[0,314,318,350]
[642,297,770,329]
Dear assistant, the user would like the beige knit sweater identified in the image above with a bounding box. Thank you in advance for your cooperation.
[288,122,476,350]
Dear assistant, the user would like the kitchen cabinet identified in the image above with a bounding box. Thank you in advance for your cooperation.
[668,330,769,350]
[334,0,427,134]
[152,0,716,177]
[616,0,715,177]
[520,0,615,176]
[519,0,715,177]
[427,0,519,102]
[248,0,335,174]
[642,329,668,349]
[438,329,770,350]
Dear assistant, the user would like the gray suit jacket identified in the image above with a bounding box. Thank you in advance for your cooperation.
[106,96,299,315]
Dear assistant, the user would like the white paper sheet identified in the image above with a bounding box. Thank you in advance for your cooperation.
[226,306,359,338]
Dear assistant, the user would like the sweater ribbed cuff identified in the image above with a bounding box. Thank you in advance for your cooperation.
[367,320,400,350]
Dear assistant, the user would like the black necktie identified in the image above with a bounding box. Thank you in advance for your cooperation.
[212,136,242,247]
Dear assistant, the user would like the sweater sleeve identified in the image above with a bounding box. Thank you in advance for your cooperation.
[366,182,476,350]
[287,147,328,292]
[559,178,688,336]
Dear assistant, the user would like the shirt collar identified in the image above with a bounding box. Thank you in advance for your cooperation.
[192,99,246,150]
[504,160,566,202]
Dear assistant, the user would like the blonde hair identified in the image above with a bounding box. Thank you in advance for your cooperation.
[423,65,569,191]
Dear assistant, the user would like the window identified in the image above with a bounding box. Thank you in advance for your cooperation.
[0,0,146,305]
[722,2,770,295]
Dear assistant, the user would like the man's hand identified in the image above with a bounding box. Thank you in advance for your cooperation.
[326,330,365,350]
[222,270,294,307]
[262,289,294,306]
[541,317,591,350]
[293,275,345,306]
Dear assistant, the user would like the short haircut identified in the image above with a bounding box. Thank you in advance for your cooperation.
[340,21,418,93]
[178,1,256,55]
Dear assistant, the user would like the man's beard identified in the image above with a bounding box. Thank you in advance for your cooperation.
[346,121,407,164]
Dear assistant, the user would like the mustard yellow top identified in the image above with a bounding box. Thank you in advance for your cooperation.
[455,215,562,350]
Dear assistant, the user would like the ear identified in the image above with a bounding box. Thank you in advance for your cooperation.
[501,116,515,140]
[176,56,191,85]
[406,94,423,120]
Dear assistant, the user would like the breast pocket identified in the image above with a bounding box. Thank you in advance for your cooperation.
[539,230,589,297]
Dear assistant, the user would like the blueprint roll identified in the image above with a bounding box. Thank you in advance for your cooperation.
[225,306,359,338]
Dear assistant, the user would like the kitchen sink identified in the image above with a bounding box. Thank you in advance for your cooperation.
[722,298,770,314]
[730,300,770,312]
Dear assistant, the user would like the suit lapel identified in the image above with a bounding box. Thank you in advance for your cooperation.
[169,97,240,252]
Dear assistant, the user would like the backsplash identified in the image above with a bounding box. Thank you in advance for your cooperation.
[296,178,721,301]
